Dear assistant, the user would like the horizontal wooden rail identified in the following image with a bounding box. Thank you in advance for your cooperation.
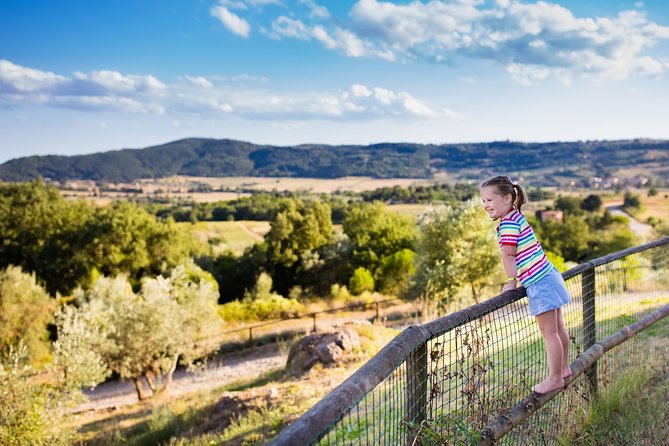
[478,301,669,445]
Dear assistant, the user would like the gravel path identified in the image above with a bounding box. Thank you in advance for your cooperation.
[74,345,287,413]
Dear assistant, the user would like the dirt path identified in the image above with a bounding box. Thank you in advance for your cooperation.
[73,344,287,413]
[606,204,654,239]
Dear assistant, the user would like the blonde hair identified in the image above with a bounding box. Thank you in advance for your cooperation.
[481,175,527,213]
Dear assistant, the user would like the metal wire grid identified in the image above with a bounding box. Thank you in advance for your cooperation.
[311,242,669,445]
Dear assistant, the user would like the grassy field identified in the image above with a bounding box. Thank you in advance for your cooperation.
[563,314,669,445]
[184,221,270,256]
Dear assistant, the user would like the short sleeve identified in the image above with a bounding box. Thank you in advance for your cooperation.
[498,219,520,247]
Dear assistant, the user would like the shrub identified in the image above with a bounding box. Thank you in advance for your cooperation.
[349,268,375,295]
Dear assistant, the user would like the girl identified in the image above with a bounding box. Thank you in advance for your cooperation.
[480,175,572,395]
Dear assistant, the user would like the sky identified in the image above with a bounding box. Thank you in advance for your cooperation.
[1,0,669,163]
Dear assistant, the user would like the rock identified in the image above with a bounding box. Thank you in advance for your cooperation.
[286,328,361,375]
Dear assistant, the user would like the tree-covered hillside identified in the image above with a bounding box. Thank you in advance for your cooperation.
[1,138,668,182]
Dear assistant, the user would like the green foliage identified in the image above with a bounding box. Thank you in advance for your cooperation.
[527,186,555,201]
[262,198,336,295]
[0,180,200,294]
[0,138,432,182]
[0,267,55,367]
[374,249,416,295]
[555,195,583,216]
[0,179,94,294]
[56,263,221,398]
[349,267,375,295]
[647,187,658,197]
[265,199,332,268]
[343,202,417,277]
[360,182,478,205]
[0,345,75,446]
[411,201,499,307]
[544,251,567,272]
[581,194,602,212]
[538,216,591,262]
[623,190,641,209]
[219,273,303,322]
[4,138,669,183]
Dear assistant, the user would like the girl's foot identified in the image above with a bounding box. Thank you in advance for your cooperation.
[532,377,564,395]
[562,367,572,379]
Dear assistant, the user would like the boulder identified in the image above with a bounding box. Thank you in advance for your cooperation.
[286,327,361,375]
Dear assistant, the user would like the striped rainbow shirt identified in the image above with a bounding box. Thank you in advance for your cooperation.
[496,209,552,286]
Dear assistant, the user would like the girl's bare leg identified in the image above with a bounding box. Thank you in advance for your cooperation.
[533,309,565,394]
[557,307,572,379]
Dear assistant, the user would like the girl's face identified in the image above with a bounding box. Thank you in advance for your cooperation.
[480,186,513,220]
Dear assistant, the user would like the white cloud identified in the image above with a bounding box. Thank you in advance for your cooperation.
[270,16,394,60]
[0,59,67,92]
[211,4,251,38]
[0,60,446,121]
[182,75,214,88]
[442,107,466,120]
[300,0,330,19]
[263,0,669,83]
[72,70,166,93]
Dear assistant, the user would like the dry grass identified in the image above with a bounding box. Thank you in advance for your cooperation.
[156,175,433,194]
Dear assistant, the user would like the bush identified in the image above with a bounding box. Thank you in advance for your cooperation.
[0,345,74,446]
[219,273,304,322]
[0,266,55,367]
[219,296,303,322]
[349,268,375,295]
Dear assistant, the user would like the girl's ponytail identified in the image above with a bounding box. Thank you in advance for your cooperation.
[513,183,527,213]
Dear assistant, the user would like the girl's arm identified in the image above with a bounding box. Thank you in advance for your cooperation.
[501,245,518,290]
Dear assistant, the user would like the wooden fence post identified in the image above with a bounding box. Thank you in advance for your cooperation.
[582,264,597,396]
[406,342,428,443]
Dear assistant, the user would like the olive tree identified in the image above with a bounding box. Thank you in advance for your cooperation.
[56,262,221,400]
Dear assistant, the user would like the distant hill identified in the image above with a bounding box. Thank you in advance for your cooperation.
[1,138,668,183]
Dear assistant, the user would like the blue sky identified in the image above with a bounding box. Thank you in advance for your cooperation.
[1,0,668,163]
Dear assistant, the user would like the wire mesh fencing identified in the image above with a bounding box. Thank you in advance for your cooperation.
[272,237,669,445]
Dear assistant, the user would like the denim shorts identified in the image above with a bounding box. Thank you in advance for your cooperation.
[525,266,571,316]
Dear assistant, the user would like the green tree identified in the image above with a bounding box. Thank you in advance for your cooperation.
[581,194,602,212]
[375,249,416,295]
[85,201,200,286]
[555,195,583,216]
[540,216,590,262]
[411,201,500,310]
[0,179,93,295]
[57,263,221,400]
[0,180,201,295]
[0,267,55,367]
[263,198,333,294]
[349,267,375,295]
[343,202,417,280]
[623,190,641,209]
